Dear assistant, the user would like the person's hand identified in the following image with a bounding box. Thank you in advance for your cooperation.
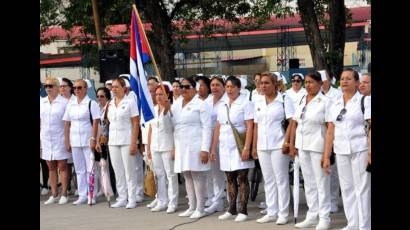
[147,149,152,160]
[65,141,71,153]
[251,148,258,160]
[241,148,250,161]
[200,151,209,164]
[289,145,296,159]
[368,150,371,165]
[321,156,331,175]
[282,142,290,154]
[210,149,217,161]
[171,149,175,161]
[95,143,102,153]
[130,143,137,156]
[164,99,171,112]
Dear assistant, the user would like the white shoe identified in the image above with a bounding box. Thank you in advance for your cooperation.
[58,196,68,205]
[218,212,234,220]
[276,216,288,225]
[41,188,49,196]
[147,199,158,208]
[151,204,167,212]
[205,199,212,207]
[166,206,177,213]
[126,201,137,209]
[178,209,195,217]
[260,209,267,215]
[88,198,97,205]
[315,220,330,230]
[234,213,248,222]
[72,197,87,205]
[111,201,127,208]
[295,218,318,228]
[44,196,58,205]
[189,210,206,219]
[256,214,277,223]
[204,203,224,213]
[136,196,144,203]
[258,201,267,209]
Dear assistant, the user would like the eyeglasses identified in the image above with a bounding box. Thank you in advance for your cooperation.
[43,84,55,89]
[179,84,192,90]
[336,108,347,121]
[300,105,307,120]
[97,95,106,98]
[292,80,302,83]
[73,86,84,90]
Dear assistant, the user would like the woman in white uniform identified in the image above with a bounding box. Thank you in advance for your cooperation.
[211,76,255,222]
[289,71,332,230]
[206,76,227,214]
[322,68,371,230]
[147,85,179,213]
[41,77,70,205]
[63,79,100,205]
[106,78,140,209]
[285,73,307,109]
[171,77,212,219]
[252,72,294,224]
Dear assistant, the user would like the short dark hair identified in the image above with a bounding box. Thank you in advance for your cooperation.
[171,80,181,86]
[254,73,262,79]
[96,87,111,100]
[61,78,74,94]
[342,67,360,81]
[226,75,241,88]
[148,76,159,83]
[195,76,210,91]
[182,76,196,88]
[113,77,127,88]
[210,75,225,86]
[305,71,322,82]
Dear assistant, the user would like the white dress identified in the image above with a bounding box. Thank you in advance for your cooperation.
[40,95,70,160]
[171,96,212,173]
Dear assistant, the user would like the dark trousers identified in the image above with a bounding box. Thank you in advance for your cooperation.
[40,158,49,188]
[225,169,250,215]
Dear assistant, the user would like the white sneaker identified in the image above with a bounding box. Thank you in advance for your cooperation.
[260,209,267,215]
[218,212,234,220]
[204,203,224,213]
[295,218,318,228]
[315,219,330,230]
[147,199,158,208]
[256,214,277,223]
[205,199,212,207]
[125,201,137,209]
[258,201,267,209]
[276,216,288,225]
[234,213,248,222]
[44,196,58,205]
[88,197,97,205]
[111,201,127,208]
[178,209,195,217]
[189,210,206,219]
[151,204,167,212]
[58,196,69,205]
[166,206,177,213]
[41,188,49,196]
[72,197,87,205]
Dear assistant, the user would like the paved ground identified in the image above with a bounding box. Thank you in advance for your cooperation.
[40,183,347,230]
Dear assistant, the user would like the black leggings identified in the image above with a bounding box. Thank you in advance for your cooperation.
[225,169,250,215]
[40,158,49,188]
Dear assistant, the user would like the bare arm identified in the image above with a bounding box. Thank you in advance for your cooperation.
[289,120,298,158]
[210,122,221,161]
[321,122,335,175]
[64,121,71,153]
[130,116,140,155]
[252,123,258,159]
[147,124,152,160]
[241,119,254,161]
[282,119,293,154]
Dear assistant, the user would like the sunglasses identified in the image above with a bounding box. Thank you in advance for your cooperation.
[300,105,307,120]
[292,80,302,83]
[44,84,55,89]
[336,108,347,121]
[73,86,84,90]
[179,84,192,90]
[97,95,106,98]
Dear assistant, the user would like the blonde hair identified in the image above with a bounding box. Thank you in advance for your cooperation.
[45,76,59,87]
[74,79,88,88]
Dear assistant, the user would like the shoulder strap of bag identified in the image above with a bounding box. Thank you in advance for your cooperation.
[361,95,366,114]
[88,100,93,124]
[299,94,306,106]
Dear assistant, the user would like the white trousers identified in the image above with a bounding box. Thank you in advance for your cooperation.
[299,150,331,223]
[72,147,94,200]
[206,149,226,206]
[330,162,341,209]
[183,171,207,212]
[258,149,290,218]
[135,153,144,200]
[152,151,179,208]
[109,145,137,203]
[336,151,370,230]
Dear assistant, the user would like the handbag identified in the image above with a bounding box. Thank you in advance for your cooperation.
[225,104,253,160]
[144,162,156,197]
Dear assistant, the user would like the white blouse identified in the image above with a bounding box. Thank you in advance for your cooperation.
[150,105,174,152]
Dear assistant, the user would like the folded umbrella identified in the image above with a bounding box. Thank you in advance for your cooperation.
[100,156,114,207]
[88,155,96,206]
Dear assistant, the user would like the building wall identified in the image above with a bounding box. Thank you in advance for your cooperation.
[40,67,103,88]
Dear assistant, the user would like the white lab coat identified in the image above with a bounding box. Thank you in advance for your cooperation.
[171,96,212,173]
[323,86,342,103]
[217,94,255,171]
[63,95,101,147]
[151,105,174,152]
[285,87,307,112]
[40,95,70,160]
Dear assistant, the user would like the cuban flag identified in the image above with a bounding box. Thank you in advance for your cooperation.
[129,10,155,124]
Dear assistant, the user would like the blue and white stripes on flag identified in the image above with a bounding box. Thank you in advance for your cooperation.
[129,9,155,124]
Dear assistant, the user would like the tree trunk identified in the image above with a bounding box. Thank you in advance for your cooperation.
[137,1,176,81]
[328,0,346,80]
[297,0,328,72]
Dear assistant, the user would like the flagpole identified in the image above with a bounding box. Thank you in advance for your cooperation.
[132,4,169,99]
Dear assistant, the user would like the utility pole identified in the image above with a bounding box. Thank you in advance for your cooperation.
[91,0,103,50]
